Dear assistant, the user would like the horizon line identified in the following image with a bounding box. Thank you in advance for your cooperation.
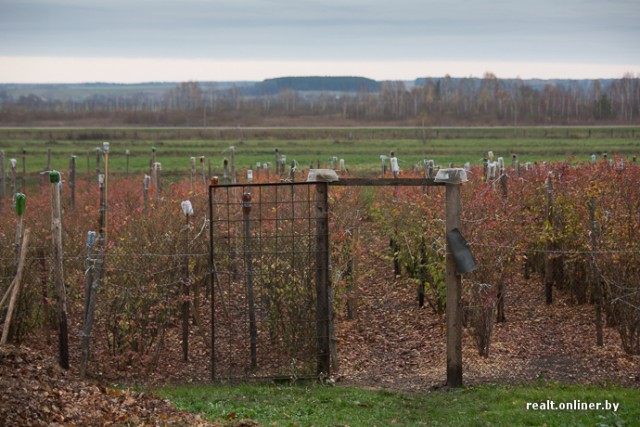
[0,57,638,84]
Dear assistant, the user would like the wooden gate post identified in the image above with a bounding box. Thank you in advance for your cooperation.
[445,181,463,387]
[50,171,69,369]
[315,182,331,375]
[242,193,257,370]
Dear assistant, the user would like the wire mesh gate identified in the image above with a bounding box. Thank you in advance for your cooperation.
[208,181,331,381]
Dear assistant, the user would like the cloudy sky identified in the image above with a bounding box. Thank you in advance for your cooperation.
[0,0,638,83]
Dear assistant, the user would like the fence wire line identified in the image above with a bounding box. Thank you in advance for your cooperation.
[0,252,209,262]
[467,242,640,255]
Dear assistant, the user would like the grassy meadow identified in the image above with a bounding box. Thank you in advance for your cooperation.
[0,127,638,178]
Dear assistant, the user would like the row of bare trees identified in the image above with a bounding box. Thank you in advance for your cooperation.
[1,74,639,125]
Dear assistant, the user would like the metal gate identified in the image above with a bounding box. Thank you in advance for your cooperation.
[208,182,331,381]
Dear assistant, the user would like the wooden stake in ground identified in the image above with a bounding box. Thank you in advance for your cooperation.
[200,156,206,187]
[242,193,257,370]
[14,193,26,261]
[150,146,157,194]
[69,155,76,209]
[143,174,150,212]
[46,147,52,172]
[100,143,110,252]
[190,156,196,191]
[230,146,236,184]
[80,167,107,376]
[1,228,30,346]
[10,158,17,200]
[0,194,26,312]
[21,148,26,192]
[180,200,193,362]
[445,180,463,388]
[222,158,229,184]
[49,171,69,369]
[154,162,162,196]
[315,183,331,375]
[95,147,101,181]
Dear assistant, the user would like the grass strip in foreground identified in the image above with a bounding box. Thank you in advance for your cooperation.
[155,382,640,426]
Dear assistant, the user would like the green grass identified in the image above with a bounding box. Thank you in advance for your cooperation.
[154,382,640,426]
[0,127,639,177]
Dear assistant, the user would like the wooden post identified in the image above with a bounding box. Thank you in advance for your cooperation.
[102,143,109,247]
[125,149,130,176]
[499,165,508,197]
[482,153,488,181]
[46,147,52,172]
[222,158,229,184]
[81,172,106,376]
[154,162,162,196]
[230,146,236,184]
[589,197,604,346]
[200,156,206,187]
[143,175,150,212]
[390,152,400,276]
[445,182,463,387]
[10,158,17,200]
[544,173,554,305]
[315,182,331,375]
[0,228,30,346]
[82,232,96,332]
[190,156,196,191]
[150,147,157,194]
[21,148,26,192]
[69,155,76,209]
[209,178,217,381]
[14,193,26,261]
[95,147,101,181]
[181,200,193,362]
[80,231,99,378]
[242,193,257,370]
[274,149,280,177]
[50,171,69,369]
[289,159,296,182]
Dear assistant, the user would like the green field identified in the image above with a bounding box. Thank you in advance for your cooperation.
[0,127,639,177]
[155,382,640,426]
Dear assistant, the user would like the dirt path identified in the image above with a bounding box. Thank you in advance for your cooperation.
[335,226,640,390]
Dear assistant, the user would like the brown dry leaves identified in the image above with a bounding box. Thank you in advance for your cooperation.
[0,345,217,427]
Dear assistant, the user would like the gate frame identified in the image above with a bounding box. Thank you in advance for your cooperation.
[209,176,464,387]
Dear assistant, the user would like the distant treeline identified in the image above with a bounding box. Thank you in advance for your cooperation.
[1,74,638,126]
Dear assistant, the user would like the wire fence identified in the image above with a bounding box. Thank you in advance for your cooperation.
[0,161,639,387]
[209,182,331,381]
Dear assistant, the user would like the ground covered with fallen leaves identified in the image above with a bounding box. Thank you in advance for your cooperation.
[0,343,225,426]
[1,227,639,425]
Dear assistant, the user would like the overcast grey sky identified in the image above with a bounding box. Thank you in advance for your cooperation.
[0,0,638,82]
